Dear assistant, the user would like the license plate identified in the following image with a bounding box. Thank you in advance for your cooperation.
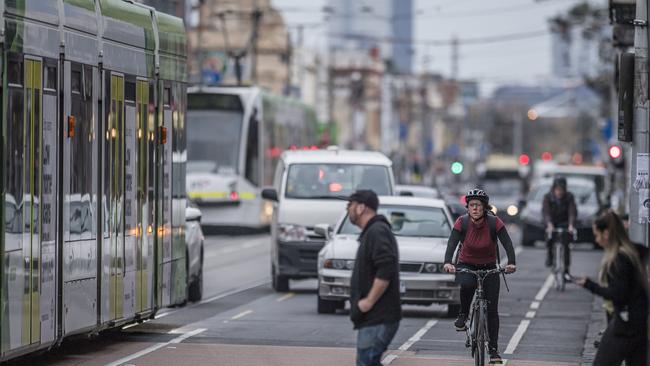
[399,281,406,294]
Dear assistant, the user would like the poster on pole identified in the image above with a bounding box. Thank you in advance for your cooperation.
[635,153,650,223]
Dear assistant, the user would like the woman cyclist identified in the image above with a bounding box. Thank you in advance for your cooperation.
[443,189,517,364]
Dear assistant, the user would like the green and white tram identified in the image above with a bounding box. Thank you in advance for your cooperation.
[186,87,318,230]
[0,0,188,362]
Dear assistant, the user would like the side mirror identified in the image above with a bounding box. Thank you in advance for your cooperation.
[261,188,278,202]
[185,206,202,223]
[518,199,527,209]
[314,223,332,240]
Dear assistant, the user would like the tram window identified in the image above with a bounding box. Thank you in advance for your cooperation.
[44,66,57,91]
[125,81,135,102]
[8,60,22,85]
[71,70,81,94]
[244,110,260,186]
[164,87,171,106]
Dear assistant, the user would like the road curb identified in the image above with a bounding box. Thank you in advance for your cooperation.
[580,294,605,366]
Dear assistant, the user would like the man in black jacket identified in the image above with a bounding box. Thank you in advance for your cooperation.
[347,190,401,366]
[542,177,577,268]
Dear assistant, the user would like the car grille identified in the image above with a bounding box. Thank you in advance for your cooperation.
[404,289,435,298]
[399,263,423,273]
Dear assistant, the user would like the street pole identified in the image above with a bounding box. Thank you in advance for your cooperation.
[513,112,523,157]
[629,0,649,247]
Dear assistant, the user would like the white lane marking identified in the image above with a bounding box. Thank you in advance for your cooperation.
[382,320,438,364]
[104,328,206,366]
[231,310,253,320]
[504,320,530,355]
[525,311,536,319]
[534,274,554,301]
[154,279,268,320]
[277,293,294,302]
[530,301,540,310]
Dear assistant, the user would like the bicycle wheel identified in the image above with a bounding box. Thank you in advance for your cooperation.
[554,242,565,291]
[474,304,486,366]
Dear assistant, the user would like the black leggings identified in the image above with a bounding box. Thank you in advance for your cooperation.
[457,262,500,350]
[593,326,647,366]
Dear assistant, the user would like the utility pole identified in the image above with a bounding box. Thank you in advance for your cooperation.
[629,0,649,247]
[451,35,459,81]
[513,112,523,157]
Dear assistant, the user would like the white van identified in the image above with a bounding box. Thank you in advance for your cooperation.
[261,148,396,292]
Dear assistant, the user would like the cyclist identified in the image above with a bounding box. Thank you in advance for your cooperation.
[443,189,516,364]
[542,177,577,269]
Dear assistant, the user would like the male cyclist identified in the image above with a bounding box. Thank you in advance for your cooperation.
[542,177,577,270]
[444,189,516,364]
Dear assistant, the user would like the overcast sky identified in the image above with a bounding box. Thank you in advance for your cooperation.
[271,0,606,91]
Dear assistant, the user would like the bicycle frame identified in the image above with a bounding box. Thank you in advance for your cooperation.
[547,228,573,291]
[457,268,504,366]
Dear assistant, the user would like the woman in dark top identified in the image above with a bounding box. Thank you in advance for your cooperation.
[576,210,647,366]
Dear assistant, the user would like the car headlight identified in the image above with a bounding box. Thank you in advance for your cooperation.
[323,259,355,270]
[423,263,444,273]
[491,206,498,215]
[507,205,519,216]
[278,224,307,242]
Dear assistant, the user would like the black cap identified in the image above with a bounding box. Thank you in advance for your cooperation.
[348,189,379,211]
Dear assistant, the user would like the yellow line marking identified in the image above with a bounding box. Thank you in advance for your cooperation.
[231,310,253,320]
[277,293,294,302]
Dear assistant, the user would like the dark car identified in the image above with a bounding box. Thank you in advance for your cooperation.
[479,178,524,223]
[519,177,604,248]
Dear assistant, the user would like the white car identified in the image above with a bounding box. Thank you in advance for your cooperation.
[186,203,205,302]
[396,184,441,199]
[316,196,460,315]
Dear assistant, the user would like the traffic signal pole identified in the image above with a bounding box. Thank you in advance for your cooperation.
[629,0,649,247]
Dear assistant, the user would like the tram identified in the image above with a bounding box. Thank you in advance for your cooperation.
[0,0,187,361]
[186,86,318,230]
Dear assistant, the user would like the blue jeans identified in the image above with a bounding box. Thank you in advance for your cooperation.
[356,322,399,366]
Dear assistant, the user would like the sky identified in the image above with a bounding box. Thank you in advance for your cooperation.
[271,0,607,92]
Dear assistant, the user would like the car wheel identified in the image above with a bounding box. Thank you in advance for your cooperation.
[317,295,339,314]
[447,304,461,318]
[188,258,203,302]
[271,264,289,292]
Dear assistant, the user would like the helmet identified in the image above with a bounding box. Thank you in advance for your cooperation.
[552,177,567,190]
[465,188,489,206]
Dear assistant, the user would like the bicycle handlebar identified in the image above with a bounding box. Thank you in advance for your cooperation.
[455,267,506,278]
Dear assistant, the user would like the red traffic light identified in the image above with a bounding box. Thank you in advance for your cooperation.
[608,145,622,159]
[541,151,553,161]
[518,154,530,166]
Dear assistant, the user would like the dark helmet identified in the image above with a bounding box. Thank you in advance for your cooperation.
[465,188,489,207]
[552,177,567,191]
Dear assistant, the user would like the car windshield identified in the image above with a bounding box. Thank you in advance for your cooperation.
[481,179,522,197]
[338,205,451,238]
[529,181,597,205]
[285,164,391,199]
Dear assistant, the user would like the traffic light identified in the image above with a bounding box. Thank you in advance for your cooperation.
[518,154,530,166]
[451,161,464,175]
[608,144,624,168]
[541,151,553,161]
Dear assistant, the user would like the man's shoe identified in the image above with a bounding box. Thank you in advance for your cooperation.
[489,348,503,364]
[454,313,468,331]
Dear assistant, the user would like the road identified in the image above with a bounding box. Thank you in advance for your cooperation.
[15,226,603,366]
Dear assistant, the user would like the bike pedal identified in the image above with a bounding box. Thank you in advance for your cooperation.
[455,326,467,332]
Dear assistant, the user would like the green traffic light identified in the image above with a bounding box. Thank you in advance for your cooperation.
[451,162,463,175]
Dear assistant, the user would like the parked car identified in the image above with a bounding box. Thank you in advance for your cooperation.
[262,148,396,292]
[396,185,441,199]
[316,196,460,316]
[186,203,205,302]
[519,177,603,248]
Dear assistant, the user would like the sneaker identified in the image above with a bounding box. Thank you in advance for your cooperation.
[489,348,503,364]
[454,313,467,331]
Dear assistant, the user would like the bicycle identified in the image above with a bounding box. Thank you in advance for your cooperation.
[546,227,576,291]
[456,267,506,366]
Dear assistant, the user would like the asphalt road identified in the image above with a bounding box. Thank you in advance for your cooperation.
[15,225,603,366]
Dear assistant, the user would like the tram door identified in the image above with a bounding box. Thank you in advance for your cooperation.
[7,58,44,346]
[107,74,125,320]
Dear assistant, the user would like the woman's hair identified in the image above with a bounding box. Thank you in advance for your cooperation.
[593,210,646,288]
